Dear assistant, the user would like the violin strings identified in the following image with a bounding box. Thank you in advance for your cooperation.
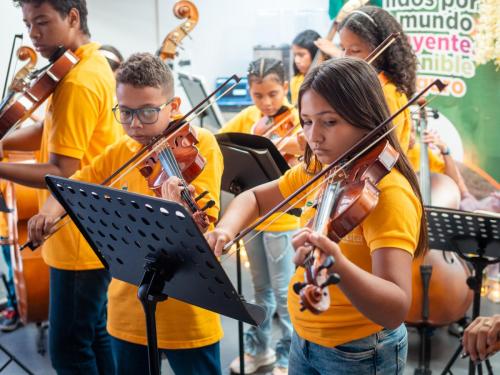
[221,171,339,262]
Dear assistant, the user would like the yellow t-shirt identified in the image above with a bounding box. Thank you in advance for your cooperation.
[37,42,122,270]
[290,73,305,106]
[379,73,411,154]
[71,128,224,349]
[219,103,300,232]
[278,165,421,347]
[407,142,446,174]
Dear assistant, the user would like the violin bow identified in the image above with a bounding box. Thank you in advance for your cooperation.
[223,78,448,253]
[20,75,240,251]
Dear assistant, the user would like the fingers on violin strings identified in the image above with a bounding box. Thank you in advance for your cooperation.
[291,228,313,250]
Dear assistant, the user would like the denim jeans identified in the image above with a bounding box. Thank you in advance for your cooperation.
[289,324,408,375]
[0,240,16,309]
[111,336,221,375]
[49,267,114,375]
[244,230,296,368]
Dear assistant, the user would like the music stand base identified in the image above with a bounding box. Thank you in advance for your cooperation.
[137,258,169,375]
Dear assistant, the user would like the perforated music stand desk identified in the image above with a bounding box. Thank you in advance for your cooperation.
[424,206,499,375]
[45,175,265,375]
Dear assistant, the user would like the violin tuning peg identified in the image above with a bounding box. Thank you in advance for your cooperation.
[320,273,341,289]
[293,281,307,295]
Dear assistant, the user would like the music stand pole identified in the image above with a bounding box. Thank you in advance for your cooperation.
[216,132,292,375]
[236,240,245,374]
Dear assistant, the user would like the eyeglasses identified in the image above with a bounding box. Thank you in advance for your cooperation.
[112,100,172,125]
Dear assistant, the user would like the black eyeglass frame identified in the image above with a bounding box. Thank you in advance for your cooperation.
[112,99,174,125]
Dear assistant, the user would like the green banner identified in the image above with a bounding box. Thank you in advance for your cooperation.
[384,0,500,181]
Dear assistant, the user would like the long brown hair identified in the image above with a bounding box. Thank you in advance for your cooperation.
[298,57,427,257]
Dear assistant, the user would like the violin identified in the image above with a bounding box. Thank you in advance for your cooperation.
[0,47,79,139]
[158,0,199,63]
[223,78,447,314]
[294,140,399,313]
[137,121,214,232]
[251,106,300,165]
[20,75,240,251]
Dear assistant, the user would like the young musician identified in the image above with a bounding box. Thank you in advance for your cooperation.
[2,0,122,373]
[208,58,427,374]
[28,52,224,375]
[219,58,300,374]
[316,6,417,152]
[290,30,320,105]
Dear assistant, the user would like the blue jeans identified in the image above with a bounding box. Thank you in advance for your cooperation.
[111,337,221,375]
[1,240,16,309]
[49,267,113,375]
[244,230,296,368]
[289,324,408,375]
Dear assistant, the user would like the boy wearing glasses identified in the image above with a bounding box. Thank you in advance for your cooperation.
[1,0,122,372]
[28,53,224,375]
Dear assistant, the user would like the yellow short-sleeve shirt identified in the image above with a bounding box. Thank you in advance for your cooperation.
[379,73,411,154]
[290,73,305,106]
[278,164,421,347]
[219,103,300,232]
[38,42,123,270]
[71,127,224,349]
[407,142,446,174]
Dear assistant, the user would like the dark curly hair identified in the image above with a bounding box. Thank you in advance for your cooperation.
[292,29,321,75]
[13,0,90,36]
[298,58,427,257]
[338,6,417,98]
[116,53,174,98]
[247,57,285,85]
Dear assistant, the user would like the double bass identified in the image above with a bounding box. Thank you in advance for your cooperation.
[0,152,49,328]
[157,0,199,63]
[406,101,473,326]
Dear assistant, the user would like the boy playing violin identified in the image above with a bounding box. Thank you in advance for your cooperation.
[28,53,224,374]
[209,58,427,374]
[1,0,122,372]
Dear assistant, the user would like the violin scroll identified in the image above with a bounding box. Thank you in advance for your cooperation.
[8,46,37,93]
[158,0,199,62]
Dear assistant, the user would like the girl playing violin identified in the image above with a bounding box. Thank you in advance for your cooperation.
[28,53,224,375]
[208,58,427,375]
[316,6,417,152]
[219,57,300,375]
[290,30,320,105]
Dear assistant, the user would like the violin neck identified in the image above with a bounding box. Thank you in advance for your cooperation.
[417,116,432,205]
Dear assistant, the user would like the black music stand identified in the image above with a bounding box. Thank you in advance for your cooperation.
[216,132,296,374]
[45,175,266,375]
[422,207,500,375]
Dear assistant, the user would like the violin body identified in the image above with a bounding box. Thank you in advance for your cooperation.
[138,122,209,231]
[1,153,49,324]
[0,49,79,138]
[139,122,205,192]
[297,140,399,314]
[251,106,300,165]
